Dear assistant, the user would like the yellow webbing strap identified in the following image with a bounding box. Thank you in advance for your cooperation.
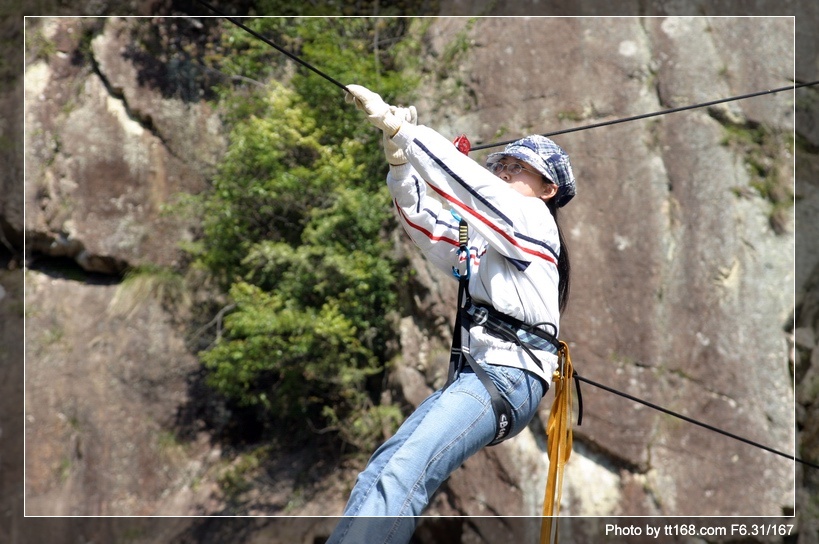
[540,341,574,544]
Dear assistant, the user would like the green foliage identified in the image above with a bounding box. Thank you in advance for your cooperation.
[195,18,416,452]
[213,18,418,123]
[721,122,794,234]
[202,282,382,425]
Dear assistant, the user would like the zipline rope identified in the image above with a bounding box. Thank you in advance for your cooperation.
[471,79,819,150]
[193,0,819,151]
[194,0,350,92]
[190,4,818,471]
[575,374,819,470]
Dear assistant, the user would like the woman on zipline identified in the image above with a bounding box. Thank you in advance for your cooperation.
[328,84,576,544]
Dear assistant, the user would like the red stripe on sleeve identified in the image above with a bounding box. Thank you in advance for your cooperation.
[425,185,557,265]
[395,201,460,248]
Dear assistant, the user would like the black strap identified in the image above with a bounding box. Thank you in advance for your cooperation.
[462,301,560,361]
[573,372,583,426]
[463,351,513,445]
[444,280,467,389]
[445,279,513,445]
[445,218,514,445]
[445,217,575,444]
[445,216,472,389]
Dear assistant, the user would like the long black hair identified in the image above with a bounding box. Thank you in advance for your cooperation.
[547,197,570,312]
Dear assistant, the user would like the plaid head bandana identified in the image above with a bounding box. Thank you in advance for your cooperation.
[487,135,577,207]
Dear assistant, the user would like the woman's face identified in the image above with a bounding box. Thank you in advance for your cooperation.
[490,156,558,202]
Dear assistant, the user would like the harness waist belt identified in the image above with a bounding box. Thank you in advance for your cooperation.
[463,301,560,356]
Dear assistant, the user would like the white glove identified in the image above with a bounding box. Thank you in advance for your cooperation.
[345,84,403,136]
[382,105,417,165]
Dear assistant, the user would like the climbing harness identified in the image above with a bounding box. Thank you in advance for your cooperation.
[449,134,578,544]
[445,136,571,448]
[191,0,819,500]
[452,135,581,537]
[445,205,513,445]
[443,212,570,445]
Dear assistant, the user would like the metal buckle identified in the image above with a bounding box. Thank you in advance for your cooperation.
[472,305,489,325]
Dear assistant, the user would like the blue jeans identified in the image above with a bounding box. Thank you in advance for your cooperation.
[327,363,546,544]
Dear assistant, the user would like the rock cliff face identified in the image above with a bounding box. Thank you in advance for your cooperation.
[12,10,816,544]
[25,18,224,274]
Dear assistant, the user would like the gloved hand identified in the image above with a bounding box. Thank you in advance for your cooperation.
[345,84,417,165]
[345,84,404,137]
[382,105,417,165]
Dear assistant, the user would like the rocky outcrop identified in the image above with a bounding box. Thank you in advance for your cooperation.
[24,18,224,274]
[15,11,814,544]
[24,273,213,515]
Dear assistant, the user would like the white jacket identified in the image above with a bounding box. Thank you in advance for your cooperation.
[387,123,560,384]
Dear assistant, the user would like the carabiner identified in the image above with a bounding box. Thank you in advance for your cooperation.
[450,209,470,280]
[452,245,471,280]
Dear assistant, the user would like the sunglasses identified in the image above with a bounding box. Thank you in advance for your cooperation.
[488,161,540,177]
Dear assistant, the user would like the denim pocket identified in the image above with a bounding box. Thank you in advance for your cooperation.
[487,364,523,393]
